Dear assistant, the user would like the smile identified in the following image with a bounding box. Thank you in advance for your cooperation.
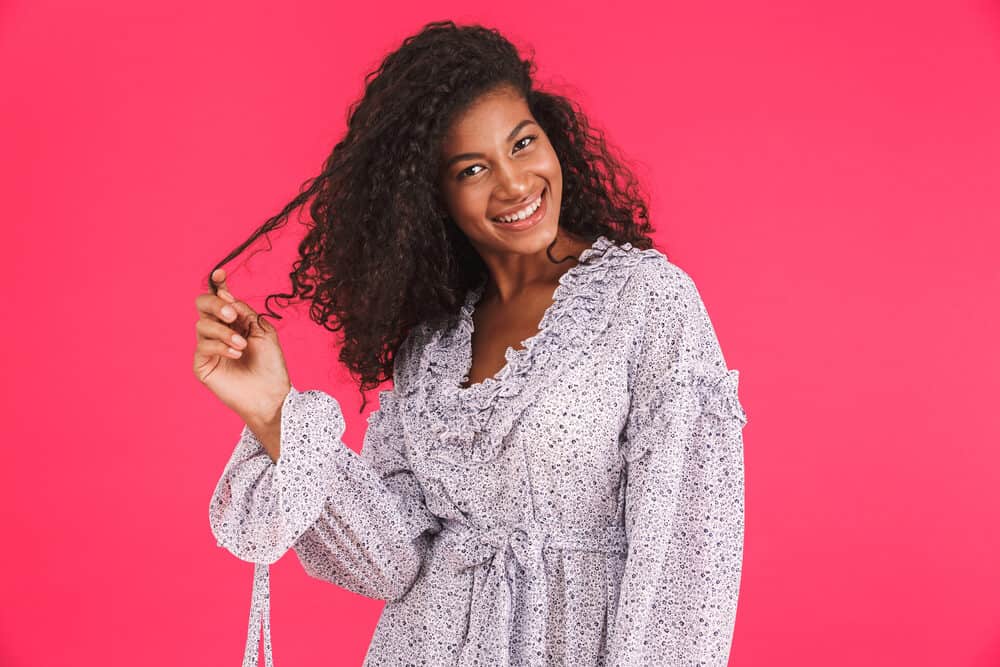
[489,187,548,231]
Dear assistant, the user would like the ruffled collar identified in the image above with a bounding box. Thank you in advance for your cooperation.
[400,234,662,468]
[454,235,617,397]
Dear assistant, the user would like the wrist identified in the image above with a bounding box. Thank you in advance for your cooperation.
[244,384,292,431]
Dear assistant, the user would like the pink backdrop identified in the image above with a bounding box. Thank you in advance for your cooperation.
[2,0,998,665]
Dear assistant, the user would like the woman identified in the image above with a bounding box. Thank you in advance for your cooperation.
[194,20,748,667]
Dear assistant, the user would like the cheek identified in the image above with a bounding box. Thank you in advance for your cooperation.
[463,189,489,215]
[537,146,562,179]
[446,186,490,225]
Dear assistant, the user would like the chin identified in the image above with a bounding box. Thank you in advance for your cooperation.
[496,218,559,251]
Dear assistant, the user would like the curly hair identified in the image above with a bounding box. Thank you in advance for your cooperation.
[206,19,657,412]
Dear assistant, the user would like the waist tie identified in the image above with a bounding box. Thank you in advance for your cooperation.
[242,563,273,667]
[439,521,628,666]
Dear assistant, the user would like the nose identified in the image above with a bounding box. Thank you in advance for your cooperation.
[493,160,532,201]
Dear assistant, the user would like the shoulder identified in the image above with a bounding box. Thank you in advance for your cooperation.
[614,244,703,321]
[390,318,445,395]
[616,248,735,385]
[391,325,424,393]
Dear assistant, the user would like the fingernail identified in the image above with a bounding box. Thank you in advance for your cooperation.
[221,306,236,320]
[231,334,247,347]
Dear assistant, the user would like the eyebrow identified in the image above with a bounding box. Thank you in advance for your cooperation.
[443,119,538,169]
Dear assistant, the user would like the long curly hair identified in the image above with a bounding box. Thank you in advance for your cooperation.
[206,20,657,412]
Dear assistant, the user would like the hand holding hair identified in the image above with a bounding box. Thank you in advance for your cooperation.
[193,268,293,449]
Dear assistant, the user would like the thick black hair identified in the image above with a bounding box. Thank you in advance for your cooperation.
[206,20,656,411]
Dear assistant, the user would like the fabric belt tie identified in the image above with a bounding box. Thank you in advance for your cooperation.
[243,562,273,667]
[441,521,628,666]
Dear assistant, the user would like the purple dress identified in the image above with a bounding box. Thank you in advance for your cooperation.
[209,235,748,666]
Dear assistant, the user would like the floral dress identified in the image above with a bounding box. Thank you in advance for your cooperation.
[209,235,749,666]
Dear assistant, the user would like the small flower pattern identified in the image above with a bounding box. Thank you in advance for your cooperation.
[209,235,748,666]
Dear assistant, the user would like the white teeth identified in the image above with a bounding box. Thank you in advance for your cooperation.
[494,192,542,222]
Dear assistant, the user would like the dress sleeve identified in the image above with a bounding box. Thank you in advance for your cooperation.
[208,376,440,666]
[607,263,748,667]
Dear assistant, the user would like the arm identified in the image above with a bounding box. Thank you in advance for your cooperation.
[288,387,440,600]
[244,408,281,464]
[208,383,440,601]
[607,262,748,667]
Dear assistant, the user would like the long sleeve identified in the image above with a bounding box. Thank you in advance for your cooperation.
[607,263,748,667]
[208,382,441,667]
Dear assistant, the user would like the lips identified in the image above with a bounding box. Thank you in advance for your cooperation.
[490,188,545,222]
[489,186,548,231]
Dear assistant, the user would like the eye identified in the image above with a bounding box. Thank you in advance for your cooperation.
[514,134,538,152]
[455,135,539,181]
[458,164,484,180]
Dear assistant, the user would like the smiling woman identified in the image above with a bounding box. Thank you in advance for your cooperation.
[439,94,560,242]
[198,18,747,667]
[202,20,656,412]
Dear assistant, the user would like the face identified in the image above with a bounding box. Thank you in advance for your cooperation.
[437,85,563,260]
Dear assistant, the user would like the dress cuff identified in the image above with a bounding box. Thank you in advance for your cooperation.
[209,386,348,564]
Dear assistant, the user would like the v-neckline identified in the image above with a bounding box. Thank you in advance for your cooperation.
[405,233,659,466]
[458,284,542,391]
[456,236,610,393]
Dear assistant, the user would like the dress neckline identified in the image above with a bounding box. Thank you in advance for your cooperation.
[401,232,661,466]
[455,235,611,394]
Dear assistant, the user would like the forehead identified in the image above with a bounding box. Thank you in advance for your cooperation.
[442,87,532,146]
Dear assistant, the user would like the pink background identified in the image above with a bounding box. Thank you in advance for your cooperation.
[2,0,998,665]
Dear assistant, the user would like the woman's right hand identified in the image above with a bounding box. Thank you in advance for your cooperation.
[193,268,292,425]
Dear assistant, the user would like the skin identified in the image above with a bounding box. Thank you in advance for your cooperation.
[437,84,593,386]
[193,85,595,461]
[194,268,290,462]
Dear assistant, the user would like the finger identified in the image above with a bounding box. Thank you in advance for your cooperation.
[194,293,240,324]
[229,298,260,320]
[196,338,244,360]
[228,298,278,339]
[211,269,236,303]
[195,318,248,349]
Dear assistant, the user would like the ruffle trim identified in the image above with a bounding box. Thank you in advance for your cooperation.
[620,368,748,463]
[401,235,668,467]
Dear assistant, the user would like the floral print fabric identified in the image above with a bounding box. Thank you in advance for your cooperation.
[209,235,748,666]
